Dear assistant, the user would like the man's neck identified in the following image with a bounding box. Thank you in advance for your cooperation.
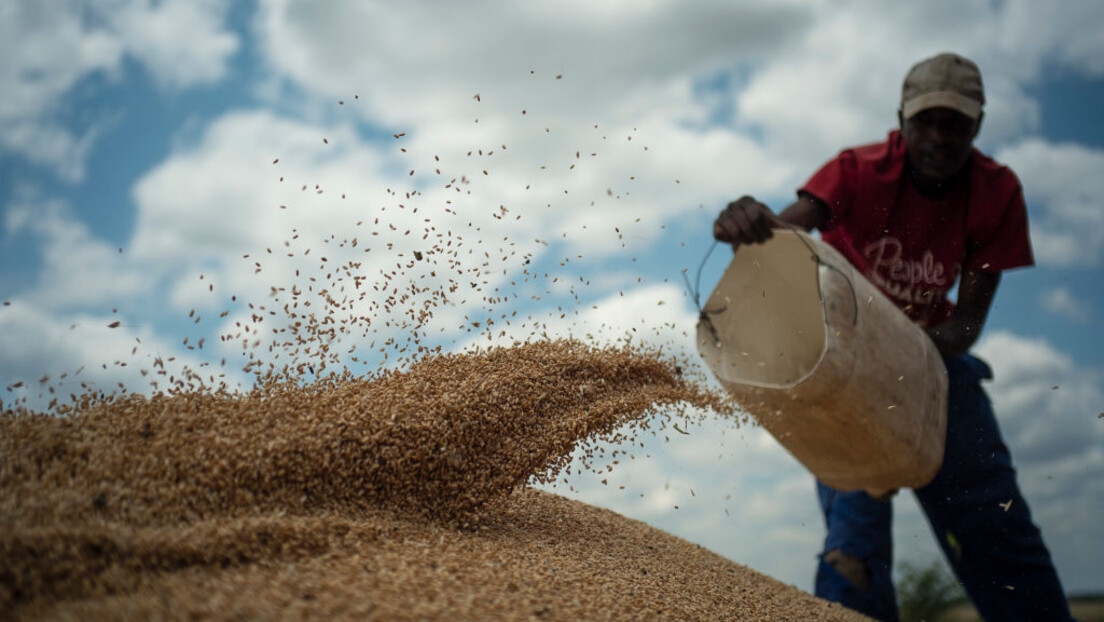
[906,154,971,200]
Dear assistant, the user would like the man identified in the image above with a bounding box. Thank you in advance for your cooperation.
[713,53,1073,621]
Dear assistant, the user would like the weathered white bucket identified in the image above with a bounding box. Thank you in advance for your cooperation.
[696,230,947,496]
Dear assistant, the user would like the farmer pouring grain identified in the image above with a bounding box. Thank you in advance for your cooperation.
[712,53,1073,622]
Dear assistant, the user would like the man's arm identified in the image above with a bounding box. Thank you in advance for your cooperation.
[713,193,830,246]
[926,269,1000,358]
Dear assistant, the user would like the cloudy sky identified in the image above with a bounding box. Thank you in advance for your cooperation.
[2,0,1101,596]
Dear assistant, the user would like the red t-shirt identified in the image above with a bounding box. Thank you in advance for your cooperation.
[800,130,1034,327]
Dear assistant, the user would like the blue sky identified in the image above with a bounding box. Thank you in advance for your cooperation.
[2,0,1102,596]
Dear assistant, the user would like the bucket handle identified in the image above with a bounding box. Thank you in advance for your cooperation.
[687,225,859,349]
[683,239,727,348]
[782,226,860,327]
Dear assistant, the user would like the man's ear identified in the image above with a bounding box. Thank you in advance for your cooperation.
[898,109,905,130]
[973,111,984,140]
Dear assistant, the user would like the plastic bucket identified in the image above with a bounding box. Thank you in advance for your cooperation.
[696,230,947,495]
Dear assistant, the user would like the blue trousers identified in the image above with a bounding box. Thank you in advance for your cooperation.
[815,355,1073,621]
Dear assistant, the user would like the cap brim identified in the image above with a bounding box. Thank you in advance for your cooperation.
[902,90,982,120]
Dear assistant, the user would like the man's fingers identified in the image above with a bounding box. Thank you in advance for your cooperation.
[712,217,736,243]
[750,209,775,241]
[712,221,731,243]
[734,204,777,244]
[715,214,744,245]
[729,207,757,243]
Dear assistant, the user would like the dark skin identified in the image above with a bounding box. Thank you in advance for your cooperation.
[713,107,996,358]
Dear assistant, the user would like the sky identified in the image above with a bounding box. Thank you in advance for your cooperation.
[2,0,1102,596]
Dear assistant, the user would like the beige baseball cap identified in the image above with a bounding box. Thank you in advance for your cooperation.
[901,53,985,120]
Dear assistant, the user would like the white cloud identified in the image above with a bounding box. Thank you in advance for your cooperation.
[732,0,1104,162]
[4,189,151,309]
[253,1,809,127]
[0,0,239,181]
[103,0,241,89]
[996,138,1104,267]
[999,0,1104,78]
[253,0,805,206]
[732,1,1099,162]
[976,332,1102,465]
[0,2,124,122]
[130,110,383,265]
[1040,287,1091,322]
[465,283,698,352]
[0,299,233,413]
[0,2,123,181]
[0,122,101,184]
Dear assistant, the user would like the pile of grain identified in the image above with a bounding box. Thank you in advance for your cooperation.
[7,488,869,620]
[0,340,866,620]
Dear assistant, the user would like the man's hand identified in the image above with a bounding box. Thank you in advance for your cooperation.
[925,269,1000,358]
[713,196,779,246]
[713,193,831,248]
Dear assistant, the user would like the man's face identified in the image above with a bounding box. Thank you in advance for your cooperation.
[899,107,981,184]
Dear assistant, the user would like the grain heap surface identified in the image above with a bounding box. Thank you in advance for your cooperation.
[1,340,866,621]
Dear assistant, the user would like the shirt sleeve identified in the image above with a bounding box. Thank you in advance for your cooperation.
[799,150,858,231]
[965,175,1035,273]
